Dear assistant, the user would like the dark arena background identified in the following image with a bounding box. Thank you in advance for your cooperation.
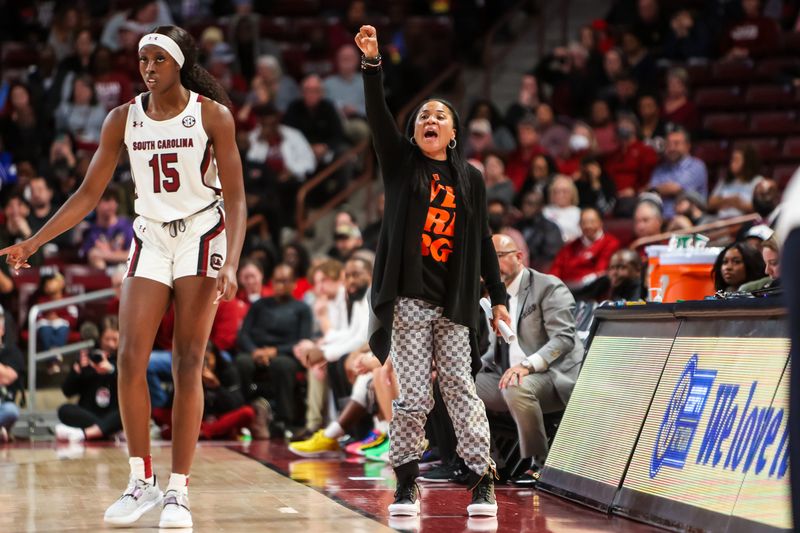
[0,0,797,531]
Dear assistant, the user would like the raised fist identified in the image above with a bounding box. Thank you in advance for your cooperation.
[354,25,379,58]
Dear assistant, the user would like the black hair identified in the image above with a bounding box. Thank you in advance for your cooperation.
[404,98,473,214]
[101,184,121,203]
[252,103,280,118]
[281,241,311,280]
[726,143,761,184]
[152,25,232,108]
[712,242,766,292]
[465,99,505,131]
[2,188,29,209]
[581,205,603,220]
[70,74,98,106]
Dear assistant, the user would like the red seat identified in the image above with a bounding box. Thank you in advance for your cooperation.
[773,164,799,189]
[693,140,731,166]
[782,136,800,158]
[702,113,749,137]
[736,138,781,161]
[750,111,800,135]
[783,31,800,55]
[604,218,635,247]
[744,84,798,108]
[711,60,755,84]
[694,86,743,110]
[755,57,800,80]
[260,17,296,42]
[280,43,309,81]
[686,63,713,87]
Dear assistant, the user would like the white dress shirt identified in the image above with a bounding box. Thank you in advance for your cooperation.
[505,269,548,372]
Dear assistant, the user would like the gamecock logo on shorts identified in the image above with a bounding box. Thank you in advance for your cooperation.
[182,115,196,128]
[210,253,223,271]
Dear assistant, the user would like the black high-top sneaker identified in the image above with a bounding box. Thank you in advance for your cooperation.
[467,471,498,517]
[390,462,421,516]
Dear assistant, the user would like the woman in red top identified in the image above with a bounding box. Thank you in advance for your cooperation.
[662,67,699,131]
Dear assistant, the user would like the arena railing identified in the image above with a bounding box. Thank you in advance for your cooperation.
[628,213,760,251]
[25,288,117,415]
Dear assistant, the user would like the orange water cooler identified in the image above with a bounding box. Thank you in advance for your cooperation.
[645,245,722,302]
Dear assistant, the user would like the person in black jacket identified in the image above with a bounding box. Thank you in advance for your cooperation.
[55,316,121,442]
[355,25,511,519]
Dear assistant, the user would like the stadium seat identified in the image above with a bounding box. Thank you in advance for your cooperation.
[755,57,800,81]
[773,164,798,189]
[782,31,800,55]
[750,111,800,135]
[710,60,755,84]
[692,140,731,165]
[694,86,743,110]
[279,43,309,81]
[604,217,635,247]
[736,138,782,161]
[744,83,798,108]
[702,113,749,137]
[781,136,800,158]
[686,63,714,87]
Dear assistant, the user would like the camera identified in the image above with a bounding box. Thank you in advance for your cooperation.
[89,349,106,364]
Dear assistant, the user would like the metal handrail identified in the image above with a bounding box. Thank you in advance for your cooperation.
[295,139,370,235]
[26,287,116,413]
[482,0,532,100]
[629,213,760,250]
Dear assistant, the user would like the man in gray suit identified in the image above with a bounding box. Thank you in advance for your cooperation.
[476,234,584,483]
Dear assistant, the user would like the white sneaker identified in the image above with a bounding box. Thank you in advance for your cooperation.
[104,476,163,526]
[159,489,193,528]
[54,423,85,442]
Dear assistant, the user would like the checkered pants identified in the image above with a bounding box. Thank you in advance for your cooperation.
[389,297,495,476]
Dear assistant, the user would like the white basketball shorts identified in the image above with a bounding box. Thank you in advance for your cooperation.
[125,205,226,288]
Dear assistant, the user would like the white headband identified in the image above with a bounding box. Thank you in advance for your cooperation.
[138,33,185,67]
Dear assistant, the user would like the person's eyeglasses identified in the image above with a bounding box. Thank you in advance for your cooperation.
[496,250,518,259]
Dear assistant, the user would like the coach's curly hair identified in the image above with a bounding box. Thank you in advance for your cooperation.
[153,25,232,108]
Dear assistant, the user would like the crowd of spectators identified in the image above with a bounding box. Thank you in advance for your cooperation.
[0,0,797,491]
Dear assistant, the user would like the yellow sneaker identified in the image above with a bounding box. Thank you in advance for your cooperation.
[288,430,341,458]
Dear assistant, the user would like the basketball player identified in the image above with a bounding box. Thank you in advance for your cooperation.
[0,26,245,528]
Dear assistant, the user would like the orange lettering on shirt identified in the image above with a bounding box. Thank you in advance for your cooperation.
[429,237,453,262]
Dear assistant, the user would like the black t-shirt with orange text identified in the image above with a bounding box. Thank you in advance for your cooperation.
[420,160,457,305]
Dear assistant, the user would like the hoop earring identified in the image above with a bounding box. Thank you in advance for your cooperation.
[448,138,457,149]
[410,137,417,146]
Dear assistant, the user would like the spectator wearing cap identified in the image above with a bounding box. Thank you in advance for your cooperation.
[514,190,563,272]
[649,127,708,219]
[605,249,646,301]
[483,152,515,206]
[465,118,495,160]
[743,224,775,251]
[535,103,571,159]
[634,195,665,242]
[466,99,516,154]
[324,45,369,142]
[544,175,582,243]
[80,185,133,270]
[675,190,715,227]
[505,114,545,191]
[604,113,659,216]
[0,304,23,443]
[550,207,620,294]
[709,145,763,219]
[331,224,364,262]
[662,68,699,130]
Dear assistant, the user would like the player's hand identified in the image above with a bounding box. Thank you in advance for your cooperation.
[0,238,40,270]
[491,304,511,336]
[355,25,379,58]
[214,263,238,303]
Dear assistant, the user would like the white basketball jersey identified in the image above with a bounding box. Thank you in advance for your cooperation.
[124,91,221,222]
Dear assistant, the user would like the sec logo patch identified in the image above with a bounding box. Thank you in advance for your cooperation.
[182,115,196,128]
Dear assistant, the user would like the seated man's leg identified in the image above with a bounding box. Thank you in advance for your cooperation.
[501,372,565,461]
[475,369,506,413]
[235,352,257,401]
[304,364,328,433]
[268,354,304,424]
[146,350,173,409]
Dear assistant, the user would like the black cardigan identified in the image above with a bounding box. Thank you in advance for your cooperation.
[363,68,506,365]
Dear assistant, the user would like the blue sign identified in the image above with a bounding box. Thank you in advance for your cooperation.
[650,354,790,480]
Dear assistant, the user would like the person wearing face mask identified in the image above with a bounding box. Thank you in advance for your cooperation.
[604,113,658,217]
[355,26,511,518]
[557,122,595,177]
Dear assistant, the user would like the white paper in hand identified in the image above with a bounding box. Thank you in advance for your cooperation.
[480,298,517,343]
